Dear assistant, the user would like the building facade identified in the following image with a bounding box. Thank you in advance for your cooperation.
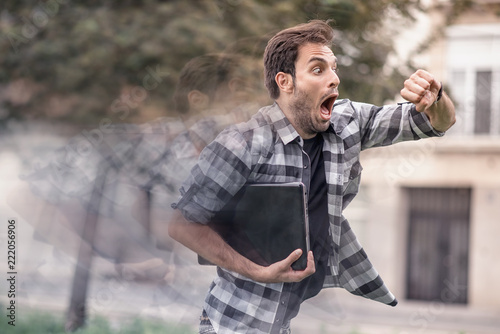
[346,0,500,310]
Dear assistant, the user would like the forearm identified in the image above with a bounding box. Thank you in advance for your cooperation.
[423,91,456,132]
[168,209,316,283]
[167,210,265,280]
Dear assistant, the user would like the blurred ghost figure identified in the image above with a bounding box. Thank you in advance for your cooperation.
[7,51,264,331]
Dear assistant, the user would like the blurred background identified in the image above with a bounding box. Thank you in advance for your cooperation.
[1,0,499,333]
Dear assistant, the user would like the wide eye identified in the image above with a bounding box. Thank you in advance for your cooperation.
[312,67,322,74]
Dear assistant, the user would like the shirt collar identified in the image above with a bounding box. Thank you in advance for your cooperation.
[266,102,300,145]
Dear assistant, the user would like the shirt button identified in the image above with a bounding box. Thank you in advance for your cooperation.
[281,301,285,305]
[275,319,280,323]
[304,165,308,169]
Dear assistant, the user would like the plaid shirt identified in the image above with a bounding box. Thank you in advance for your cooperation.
[174,100,443,334]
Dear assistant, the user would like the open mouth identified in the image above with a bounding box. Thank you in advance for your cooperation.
[319,94,338,120]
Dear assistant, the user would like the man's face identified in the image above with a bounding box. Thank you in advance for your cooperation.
[289,43,340,139]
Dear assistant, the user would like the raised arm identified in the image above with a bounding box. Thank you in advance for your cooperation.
[168,210,315,283]
[400,69,456,132]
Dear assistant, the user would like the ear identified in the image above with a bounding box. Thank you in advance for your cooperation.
[275,72,294,94]
[187,90,210,112]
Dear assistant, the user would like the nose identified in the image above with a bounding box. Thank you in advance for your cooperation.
[328,69,340,89]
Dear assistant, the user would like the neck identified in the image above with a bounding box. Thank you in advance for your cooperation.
[275,99,316,140]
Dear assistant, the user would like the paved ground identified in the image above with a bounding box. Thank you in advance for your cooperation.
[3,239,499,334]
[1,208,499,334]
[295,289,500,334]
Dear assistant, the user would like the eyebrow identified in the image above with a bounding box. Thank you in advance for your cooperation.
[308,56,338,67]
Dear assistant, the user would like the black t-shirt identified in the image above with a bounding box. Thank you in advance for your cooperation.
[284,134,332,321]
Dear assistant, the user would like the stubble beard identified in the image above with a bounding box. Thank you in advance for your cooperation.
[290,88,325,138]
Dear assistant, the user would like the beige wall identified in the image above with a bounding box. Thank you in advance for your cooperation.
[345,137,500,308]
[469,186,500,308]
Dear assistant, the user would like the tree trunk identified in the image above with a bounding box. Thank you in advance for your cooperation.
[65,172,107,332]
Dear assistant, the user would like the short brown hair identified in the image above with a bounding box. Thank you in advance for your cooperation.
[263,20,335,99]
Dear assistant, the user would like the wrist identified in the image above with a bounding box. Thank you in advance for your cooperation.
[236,258,266,282]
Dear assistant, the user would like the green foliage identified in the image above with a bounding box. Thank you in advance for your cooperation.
[116,317,193,334]
[0,0,470,125]
[0,304,193,334]
[0,310,66,333]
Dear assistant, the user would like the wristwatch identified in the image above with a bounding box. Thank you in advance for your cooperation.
[434,82,443,104]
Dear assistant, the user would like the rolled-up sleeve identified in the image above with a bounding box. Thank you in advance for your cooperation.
[172,127,253,224]
[351,101,444,150]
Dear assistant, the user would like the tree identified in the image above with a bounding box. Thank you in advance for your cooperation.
[1,0,472,127]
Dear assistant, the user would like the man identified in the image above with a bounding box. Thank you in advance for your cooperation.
[168,20,455,334]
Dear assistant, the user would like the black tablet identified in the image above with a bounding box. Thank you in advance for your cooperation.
[199,182,310,271]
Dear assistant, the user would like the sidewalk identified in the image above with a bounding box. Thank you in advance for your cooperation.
[293,288,500,334]
[9,254,500,334]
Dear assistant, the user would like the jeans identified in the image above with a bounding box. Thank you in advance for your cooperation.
[199,310,292,334]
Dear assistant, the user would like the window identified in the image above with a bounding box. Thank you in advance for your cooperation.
[475,71,492,134]
[406,187,471,304]
[445,23,500,136]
